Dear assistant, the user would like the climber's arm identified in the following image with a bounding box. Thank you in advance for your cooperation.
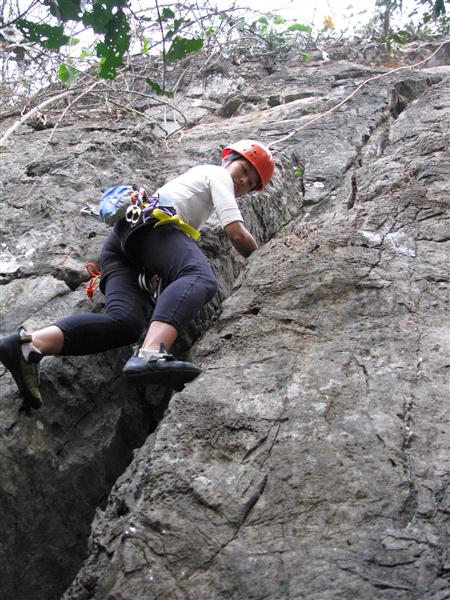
[224,221,258,258]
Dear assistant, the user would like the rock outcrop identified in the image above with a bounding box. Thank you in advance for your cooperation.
[0,41,449,600]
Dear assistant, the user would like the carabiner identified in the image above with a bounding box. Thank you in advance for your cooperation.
[126,204,142,226]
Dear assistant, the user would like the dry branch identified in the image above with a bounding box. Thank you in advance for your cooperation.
[0,89,74,147]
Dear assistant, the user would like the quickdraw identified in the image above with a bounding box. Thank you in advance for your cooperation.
[125,190,161,226]
[125,187,151,226]
[125,204,142,225]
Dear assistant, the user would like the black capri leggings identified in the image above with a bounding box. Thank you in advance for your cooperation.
[55,224,218,355]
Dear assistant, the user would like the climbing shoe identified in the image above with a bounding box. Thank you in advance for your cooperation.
[0,329,43,409]
[122,344,201,389]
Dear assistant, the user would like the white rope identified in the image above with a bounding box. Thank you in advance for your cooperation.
[268,39,449,150]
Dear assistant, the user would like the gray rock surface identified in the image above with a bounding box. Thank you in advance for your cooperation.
[1,42,449,600]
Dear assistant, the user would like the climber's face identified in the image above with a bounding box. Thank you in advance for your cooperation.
[224,158,260,197]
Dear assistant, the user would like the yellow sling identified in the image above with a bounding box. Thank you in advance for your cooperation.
[151,208,201,240]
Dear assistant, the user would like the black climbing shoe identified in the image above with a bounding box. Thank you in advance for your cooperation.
[0,329,42,409]
[123,346,201,389]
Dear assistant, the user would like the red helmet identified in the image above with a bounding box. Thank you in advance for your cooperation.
[221,139,275,191]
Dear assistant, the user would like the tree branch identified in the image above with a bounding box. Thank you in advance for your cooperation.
[0,89,74,147]
[41,81,101,157]
[154,0,167,94]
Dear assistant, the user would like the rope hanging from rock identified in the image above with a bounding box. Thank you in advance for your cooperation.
[268,39,448,150]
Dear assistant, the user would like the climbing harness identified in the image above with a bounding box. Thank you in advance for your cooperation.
[82,183,200,302]
[82,183,201,240]
[126,193,201,239]
[84,260,164,308]
[151,208,201,240]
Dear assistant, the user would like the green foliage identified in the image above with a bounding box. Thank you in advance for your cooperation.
[78,1,130,78]
[58,62,78,85]
[288,23,313,33]
[432,0,446,17]
[6,0,447,94]
[352,0,447,50]
[389,29,411,43]
[374,0,448,38]
[145,77,174,98]
[10,0,206,82]
[161,8,176,21]
[15,19,70,49]
[166,36,203,63]
[93,8,130,79]
[142,37,150,54]
[79,48,92,59]
[155,7,204,64]
[81,0,128,34]
[15,1,131,79]
[247,11,313,51]
[49,0,83,23]
[146,77,163,95]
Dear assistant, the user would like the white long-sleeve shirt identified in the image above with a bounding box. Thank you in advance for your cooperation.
[156,165,243,231]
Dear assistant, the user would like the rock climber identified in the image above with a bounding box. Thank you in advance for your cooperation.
[0,139,275,408]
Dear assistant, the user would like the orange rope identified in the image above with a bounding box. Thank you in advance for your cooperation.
[84,262,101,301]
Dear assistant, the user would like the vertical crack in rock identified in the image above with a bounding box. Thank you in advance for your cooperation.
[347,172,358,210]
[242,412,287,465]
[353,355,370,393]
[346,114,391,210]
[196,473,269,573]
[396,332,426,526]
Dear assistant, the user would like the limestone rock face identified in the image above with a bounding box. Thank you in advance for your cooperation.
[0,43,449,600]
